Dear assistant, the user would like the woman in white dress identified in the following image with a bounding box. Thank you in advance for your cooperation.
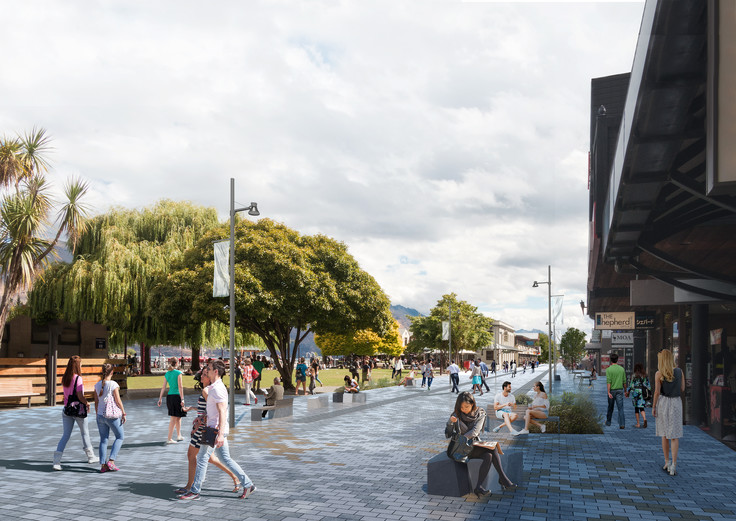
[514,381,549,435]
[652,349,684,476]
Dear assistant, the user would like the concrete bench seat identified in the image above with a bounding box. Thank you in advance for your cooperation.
[250,401,293,421]
[307,394,330,409]
[427,449,523,497]
[332,392,367,404]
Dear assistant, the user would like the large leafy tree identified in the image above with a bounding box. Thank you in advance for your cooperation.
[538,332,550,363]
[28,200,224,372]
[407,293,493,365]
[559,327,587,369]
[314,320,404,358]
[150,218,394,390]
[0,129,90,343]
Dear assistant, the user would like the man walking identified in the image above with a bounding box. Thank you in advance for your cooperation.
[394,357,403,379]
[179,360,256,500]
[447,360,460,393]
[252,355,265,392]
[479,359,491,393]
[605,353,627,429]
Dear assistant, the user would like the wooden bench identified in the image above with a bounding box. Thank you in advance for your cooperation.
[0,379,43,408]
[251,400,293,421]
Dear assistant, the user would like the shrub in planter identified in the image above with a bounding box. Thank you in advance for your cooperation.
[516,394,532,406]
[550,392,603,434]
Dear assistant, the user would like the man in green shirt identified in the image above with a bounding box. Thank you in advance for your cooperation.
[252,356,265,392]
[606,352,628,429]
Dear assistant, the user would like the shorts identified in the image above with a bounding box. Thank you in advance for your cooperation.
[496,408,512,420]
[166,394,187,418]
[296,375,306,383]
[190,425,204,449]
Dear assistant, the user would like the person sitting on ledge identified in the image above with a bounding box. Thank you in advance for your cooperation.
[344,375,360,393]
[513,381,549,435]
[261,377,284,418]
[398,370,416,386]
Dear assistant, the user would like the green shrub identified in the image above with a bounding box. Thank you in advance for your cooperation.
[549,391,603,434]
[361,377,398,390]
[516,394,532,405]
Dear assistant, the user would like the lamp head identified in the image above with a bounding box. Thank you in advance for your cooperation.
[532,281,539,288]
[248,202,260,216]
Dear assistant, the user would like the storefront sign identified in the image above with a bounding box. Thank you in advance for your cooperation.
[95,338,107,350]
[595,312,635,330]
[611,332,634,344]
[635,312,656,329]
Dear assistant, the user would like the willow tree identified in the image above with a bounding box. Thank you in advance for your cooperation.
[150,218,394,390]
[28,200,222,372]
[0,128,90,344]
[315,320,404,358]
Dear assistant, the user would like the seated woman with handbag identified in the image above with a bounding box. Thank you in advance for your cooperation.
[344,375,360,393]
[446,391,517,497]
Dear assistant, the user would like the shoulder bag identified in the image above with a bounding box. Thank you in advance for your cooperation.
[63,376,87,418]
[446,421,475,463]
[103,382,123,419]
[202,426,219,446]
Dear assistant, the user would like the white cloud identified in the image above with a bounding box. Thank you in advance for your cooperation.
[0,0,643,338]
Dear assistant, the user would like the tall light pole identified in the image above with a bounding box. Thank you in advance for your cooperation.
[229,178,259,429]
[533,265,552,394]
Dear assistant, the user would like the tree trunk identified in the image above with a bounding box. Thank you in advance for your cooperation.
[141,342,151,375]
[191,346,201,372]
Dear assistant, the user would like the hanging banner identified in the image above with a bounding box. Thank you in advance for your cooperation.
[552,295,564,325]
[442,321,450,340]
[213,241,230,297]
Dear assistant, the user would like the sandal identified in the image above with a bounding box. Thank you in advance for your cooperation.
[231,484,240,493]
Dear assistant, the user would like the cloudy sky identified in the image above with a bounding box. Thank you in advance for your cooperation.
[1,0,645,338]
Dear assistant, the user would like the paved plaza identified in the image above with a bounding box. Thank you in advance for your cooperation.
[2,365,736,521]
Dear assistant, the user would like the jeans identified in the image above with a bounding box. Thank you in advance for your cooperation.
[96,415,124,462]
[57,410,93,452]
[421,376,426,386]
[243,382,256,404]
[450,373,460,393]
[607,389,625,427]
[480,376,490,392]
[190,439,252,494]
[426,377,433,389]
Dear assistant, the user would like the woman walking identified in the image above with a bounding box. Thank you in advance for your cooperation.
[53,356,98,470]
[627,364,651,428]
[174,370,239,495]
[157,357,187,443]
[94,363,126,472]
[241,357,259,405]
[446,392,516,497]
[653,349,684,476]
[471,360,483,395]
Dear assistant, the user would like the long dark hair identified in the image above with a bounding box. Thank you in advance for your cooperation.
[536,381,546,394]
[453,391,477,418]
[62,356,82,388]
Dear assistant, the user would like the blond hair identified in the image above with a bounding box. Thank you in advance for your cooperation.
[658,349,675,382]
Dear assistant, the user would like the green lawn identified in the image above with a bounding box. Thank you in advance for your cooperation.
[126,368,398,390]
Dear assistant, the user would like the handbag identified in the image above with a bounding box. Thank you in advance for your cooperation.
[191,414,207,437]
[63,376,87,418]
[202,426,219,447]
[103,382,123,419]
[446,421,475,463]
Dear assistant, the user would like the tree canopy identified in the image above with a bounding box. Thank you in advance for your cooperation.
[407,293,492,361]
[28,200,229,370]
[0,128,90,343]
[314,320,404,358]
[538,332,550,363]
[149,218,394,389]
[559,327,587,368]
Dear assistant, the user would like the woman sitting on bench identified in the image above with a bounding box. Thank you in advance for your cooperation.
[446,392,517,497]
[514,381,549,435]
[398,370,416,386]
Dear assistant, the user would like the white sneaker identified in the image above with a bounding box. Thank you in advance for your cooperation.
[516,429,529,435]
[540,424,546,433]
[52,464,62,471]
[166,439,177,444]
[492,425,502,433]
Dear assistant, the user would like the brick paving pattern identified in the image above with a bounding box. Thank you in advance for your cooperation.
[1,365,735,520]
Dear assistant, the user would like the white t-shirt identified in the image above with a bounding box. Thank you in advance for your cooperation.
[395,360,404,371]
[494,392,515,412]
[94,380,120,416]
[447,363,460,374]
[206,379,228,435]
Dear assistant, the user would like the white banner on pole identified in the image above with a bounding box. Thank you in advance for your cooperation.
[213,241,230,297]
[552,295,564,325]
[442,321,450,340]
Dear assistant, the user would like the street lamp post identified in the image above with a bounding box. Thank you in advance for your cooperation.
[228,178,259,429]
[533,265,553,394]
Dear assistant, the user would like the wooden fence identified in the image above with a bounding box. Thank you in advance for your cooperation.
[0,357,127,408]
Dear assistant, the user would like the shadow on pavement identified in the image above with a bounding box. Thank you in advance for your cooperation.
[0,460,97,473]
[119,441,173,450]
[118,481,178,500]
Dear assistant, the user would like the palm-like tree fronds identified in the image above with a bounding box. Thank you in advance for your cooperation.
[17,127,52,180]
[0,136,22,188]
[57,177,91,252]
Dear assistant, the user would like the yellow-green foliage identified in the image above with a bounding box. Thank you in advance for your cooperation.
[315,320,403,357]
